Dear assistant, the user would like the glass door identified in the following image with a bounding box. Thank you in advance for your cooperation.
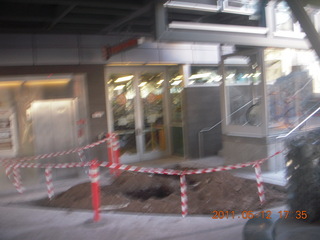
[221,49,267,137]
[107,70,137,158]
[106,67,168,163]
[138,70,166,160]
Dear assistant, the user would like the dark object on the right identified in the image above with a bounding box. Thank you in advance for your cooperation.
[286,129,320,223]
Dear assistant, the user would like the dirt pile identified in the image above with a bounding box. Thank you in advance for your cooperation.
[39,170,286,215]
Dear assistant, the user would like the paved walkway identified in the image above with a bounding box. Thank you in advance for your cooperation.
[0,204,249,240]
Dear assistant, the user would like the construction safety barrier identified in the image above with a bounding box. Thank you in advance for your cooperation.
[0,133,283,220]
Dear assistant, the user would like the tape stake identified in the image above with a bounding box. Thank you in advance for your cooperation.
[77,150,88,174]
[112,133,121,177]
[89,159,101,222]
[5,165,13,180]
[106,133,115,175]
[180,174,188,217]
[13,167,24,194]
[45,167,54,199]
[254,164,266,204]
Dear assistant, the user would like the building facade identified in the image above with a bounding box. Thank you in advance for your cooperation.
[0,0,320,175]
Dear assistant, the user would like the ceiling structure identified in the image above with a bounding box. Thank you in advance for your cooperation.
[1,0,319,56]
[0,0,260,38]
[0,0,159,36]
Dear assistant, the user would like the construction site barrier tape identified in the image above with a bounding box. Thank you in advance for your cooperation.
[0,137,109,164]
[2,148,284,218]
[100,150,282,176]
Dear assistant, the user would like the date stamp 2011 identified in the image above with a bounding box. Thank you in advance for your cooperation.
[211,210,308,220]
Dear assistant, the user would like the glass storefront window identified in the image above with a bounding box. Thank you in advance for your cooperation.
[169,70,183,123]
[188,66,221,86]
[273,0,314,37]
[139,72,165,152]
[0,74,88,157]
[168,67,184,155]
[224,54,262,127]
[108,73,137,154]
[223,0,258,14]
[275,1,296,32]
[265,48,320,135]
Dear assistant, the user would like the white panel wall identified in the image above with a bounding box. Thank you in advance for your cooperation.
[0,34,221,66]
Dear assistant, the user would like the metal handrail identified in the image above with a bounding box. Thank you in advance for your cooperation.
[277,105,320,139]
[198,100,254,158]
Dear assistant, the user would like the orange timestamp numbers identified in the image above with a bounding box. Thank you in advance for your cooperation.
[211,210,308,220]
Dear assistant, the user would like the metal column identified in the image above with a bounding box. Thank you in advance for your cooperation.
[286,0,320,59]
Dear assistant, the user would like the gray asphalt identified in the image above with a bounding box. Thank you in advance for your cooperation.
[0,204,249,240]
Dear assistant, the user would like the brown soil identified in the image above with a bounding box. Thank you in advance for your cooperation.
[38,170,287,215]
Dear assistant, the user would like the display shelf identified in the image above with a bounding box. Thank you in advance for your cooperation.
[0,108,18,157]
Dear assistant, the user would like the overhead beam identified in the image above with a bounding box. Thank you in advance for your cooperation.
[48,4,76,30]
[155,2,166,39]
[100,2,153,34]
[2,0,140,10]
[158,29,310,49]
[71,7,129,16]
[285,0,320,58]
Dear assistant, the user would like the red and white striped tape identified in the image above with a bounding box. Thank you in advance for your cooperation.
[0,137,109,164]
[100,151,283,176]
[7,161,91,169]
[180,174,188,217]
[45,167,54,199]
[254,163,266,204]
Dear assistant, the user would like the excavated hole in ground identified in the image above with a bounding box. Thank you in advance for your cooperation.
[124,185,174,200]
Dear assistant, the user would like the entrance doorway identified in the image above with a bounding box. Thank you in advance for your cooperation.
[31,99,78,178]
[31,99,77,155]
[106,67,175,163]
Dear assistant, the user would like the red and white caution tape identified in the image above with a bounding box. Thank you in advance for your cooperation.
[180,174,188,217]
[254,163,266,204]
[45,167,54,199]
[100,151,283,176]
[100,162,182,175]
[0,137,109,164]
[8,161,91,169]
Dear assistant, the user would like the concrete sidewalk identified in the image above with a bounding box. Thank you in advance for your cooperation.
[0,204,249,240]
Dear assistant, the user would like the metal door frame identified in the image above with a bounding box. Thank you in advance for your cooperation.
[221,49,268,137]
[105,66,171,163]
